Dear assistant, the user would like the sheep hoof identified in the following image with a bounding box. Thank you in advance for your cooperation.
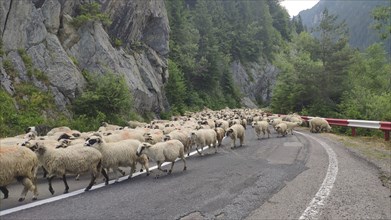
[63,190,69,194]
[49,188,55,195]
[18,197,25,202]
[32,197,37,201]
[140,169,144,172]
[168,170,172,174]
[163,169,168,172]
[146,173,150,176]
[184,167,187,171]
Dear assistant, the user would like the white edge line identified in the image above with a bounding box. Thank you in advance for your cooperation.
[0,146,210,216]
[295,131,338,220]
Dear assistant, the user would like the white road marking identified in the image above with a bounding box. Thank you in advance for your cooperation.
[296,131,339,220]
[0,146,209,217]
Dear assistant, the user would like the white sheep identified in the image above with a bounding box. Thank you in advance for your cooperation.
[163,130,192,154]
[225,124,245,148]
[46,126,72,136]
[215,119,229,131]
[189,128,218,155]
[214,127,226,146]
[284,121,302,135]
[309,117,332,133]
[31,141,104,195]
[251,121,270,139]
[0,146,39,201]
[275,122,288,137]
[84,134,145,185]
[102,130,145,143]
[269,118,283,131]
[136,140,186,178]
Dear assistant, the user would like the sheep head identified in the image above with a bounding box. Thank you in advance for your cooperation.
[85,135,102,147]
[136,142,152,157]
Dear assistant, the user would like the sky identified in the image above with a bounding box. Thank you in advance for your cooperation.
[280,0,320,17]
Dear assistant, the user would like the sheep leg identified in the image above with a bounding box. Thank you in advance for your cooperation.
[75,174,80,181]
[48,176,55,195]
[85,173,97,192]
[182,157,187,171]
[128,163,137,180]
[18,177,35,202]
[0,186,9,199]
[239,137,244,147]
[101,169,109,185]
[231,140,236,149]
[195,145,203,155]
[112,167,120,183]
[168,162,175,174]
[62,174,69,194]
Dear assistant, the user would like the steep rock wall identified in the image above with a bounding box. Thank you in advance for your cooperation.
[0,0,169,115]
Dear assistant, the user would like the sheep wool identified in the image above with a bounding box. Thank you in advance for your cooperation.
[85,135,144,184]
[136,140,186,178]
[225,124,245,148]
[0,146,39,201]
[33,141,103,195]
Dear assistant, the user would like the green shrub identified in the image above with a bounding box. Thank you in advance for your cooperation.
[73,72,136,126]
[113,38,123,48]
[2,59,18,78]
[71,2,112,28]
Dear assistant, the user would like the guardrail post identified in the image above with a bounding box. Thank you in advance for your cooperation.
[384,130,390,141]
[351,127,356,137]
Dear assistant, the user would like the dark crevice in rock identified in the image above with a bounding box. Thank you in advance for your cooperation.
[2,0,13,37]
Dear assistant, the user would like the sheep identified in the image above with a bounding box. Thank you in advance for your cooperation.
[136,140,186,178]
[127,120,147,129]
[0,146,39,201]
[215,119,229,131]
[225,124,245,148]
[269,118,283,131]
[275,122,288,137]
[309,117,332,133]
[84,134,146,185]
[214,127,226,146]
[30,141,104,195]
[163,130,192,154]
[284,121,302,135]
[25,125,53,136]
[144,131,164,144]
[189,129,218,155]
[102,129,145,143]
[251,121,270,139]
[98,122,123,132]
[46,126,72,136]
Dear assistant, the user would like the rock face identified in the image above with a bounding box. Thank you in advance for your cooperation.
[0,0,169,115]
[232,60,278,108]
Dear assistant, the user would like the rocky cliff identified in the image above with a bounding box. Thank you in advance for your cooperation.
[0,0,169,116]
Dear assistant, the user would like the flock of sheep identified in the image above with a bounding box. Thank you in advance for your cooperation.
[0,108,332,202]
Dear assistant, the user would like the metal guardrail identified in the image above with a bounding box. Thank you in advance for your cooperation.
[300,116,390,141]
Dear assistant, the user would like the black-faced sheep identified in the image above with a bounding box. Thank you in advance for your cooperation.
[31,141,104,195]
[136,140,186,178]
[85,135,145,185]
[225,124,245,148]
[0,146,39,201]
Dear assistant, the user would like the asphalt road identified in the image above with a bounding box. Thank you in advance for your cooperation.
[1,126,390,219]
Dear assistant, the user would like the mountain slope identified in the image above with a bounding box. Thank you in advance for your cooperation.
[299,0,390,54]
